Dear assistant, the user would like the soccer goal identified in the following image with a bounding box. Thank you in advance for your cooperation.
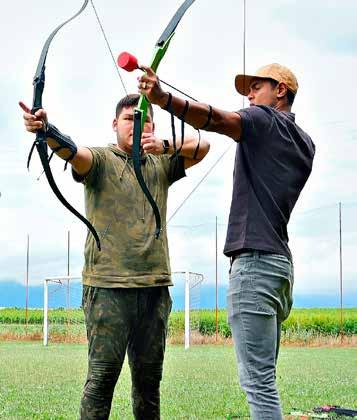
[172,271,204,349]
[43,276,83,346]
[43,272,203,347]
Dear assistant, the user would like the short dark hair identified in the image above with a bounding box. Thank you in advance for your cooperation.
[268,79,295,106]
[115,94,154,119]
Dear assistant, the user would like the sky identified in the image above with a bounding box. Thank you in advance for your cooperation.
[1,0,356,304]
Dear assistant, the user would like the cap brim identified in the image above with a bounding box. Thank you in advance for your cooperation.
[235,74,255,96]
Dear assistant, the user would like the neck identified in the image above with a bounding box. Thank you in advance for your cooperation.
[116,143,132,156]
[274,100,292,113]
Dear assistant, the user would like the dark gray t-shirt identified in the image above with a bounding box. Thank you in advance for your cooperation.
[224,105,315,259]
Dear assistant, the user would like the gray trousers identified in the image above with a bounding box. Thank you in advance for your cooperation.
[227,251,294,420]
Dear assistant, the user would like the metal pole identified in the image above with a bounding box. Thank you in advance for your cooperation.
[25,234,29,329]
[67,230,70,309]
[43,279,48,346]
[67,230,70,276]
[339,202,343,339]
[184,271,190,350]
[215,216,218,342]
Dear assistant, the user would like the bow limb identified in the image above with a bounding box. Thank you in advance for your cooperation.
[133,0,196,239]
[29,0,101,250]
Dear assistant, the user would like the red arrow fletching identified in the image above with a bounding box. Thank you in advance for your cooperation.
[117,52,138,72]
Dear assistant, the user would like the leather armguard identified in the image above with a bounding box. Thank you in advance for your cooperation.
[46,123,78,160]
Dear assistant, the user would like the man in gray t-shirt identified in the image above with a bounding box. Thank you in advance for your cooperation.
[141,63,315,419]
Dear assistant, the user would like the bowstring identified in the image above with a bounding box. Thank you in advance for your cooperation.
[166,0,247,226]
[90,0,128,95]
[166,145,233,225]
[88,1,248,229]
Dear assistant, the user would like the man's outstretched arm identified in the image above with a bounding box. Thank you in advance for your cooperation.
[20,101,93,176]
[137,67,243,142]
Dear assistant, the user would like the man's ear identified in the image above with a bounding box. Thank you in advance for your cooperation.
[112,118,117,131]
[277,82,288,99]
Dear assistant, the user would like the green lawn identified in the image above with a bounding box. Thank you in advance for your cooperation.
[0,342,356,419]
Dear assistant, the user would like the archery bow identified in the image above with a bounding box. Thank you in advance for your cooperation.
[132,0,196,239]
[29,0,101,251]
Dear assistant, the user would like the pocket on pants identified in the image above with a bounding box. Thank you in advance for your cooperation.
[227,258,253,321]
[251,255,293,318]
[228,256,281,319]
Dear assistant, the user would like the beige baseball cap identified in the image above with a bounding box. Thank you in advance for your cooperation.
[235,63,298,96]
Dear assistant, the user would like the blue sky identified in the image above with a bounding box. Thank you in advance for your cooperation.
[1,0,356,303]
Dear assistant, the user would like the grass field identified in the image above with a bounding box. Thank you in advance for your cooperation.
[0,342,356,419]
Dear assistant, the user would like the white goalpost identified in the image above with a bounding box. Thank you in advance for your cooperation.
[172,271,204,349]
[43,272,203,347]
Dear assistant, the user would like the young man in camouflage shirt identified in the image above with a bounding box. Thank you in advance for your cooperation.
[20,94,210,419]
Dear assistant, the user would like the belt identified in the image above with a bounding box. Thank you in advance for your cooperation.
[230,249,274,264]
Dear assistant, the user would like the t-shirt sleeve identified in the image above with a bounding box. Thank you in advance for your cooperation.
[237,105,274,142]
[71,147,106,187]
[159,154,186,185]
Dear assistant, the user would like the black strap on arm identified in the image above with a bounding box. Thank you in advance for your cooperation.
[46,123,78,159]
[163,92,173,111]
[199,105,213,130]
[46,123,78,170]
[177,100,189,154]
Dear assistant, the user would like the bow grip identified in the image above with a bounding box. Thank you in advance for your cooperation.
[32,68,46,112]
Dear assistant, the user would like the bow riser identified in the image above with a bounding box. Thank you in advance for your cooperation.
[137,33,175,130]
[32,71,45,113]
[132,0,196,239]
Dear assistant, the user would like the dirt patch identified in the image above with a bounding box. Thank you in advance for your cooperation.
[168,332,357,347]
[1,331,356,348]
[168,331,233,345]
[282,334,357,348]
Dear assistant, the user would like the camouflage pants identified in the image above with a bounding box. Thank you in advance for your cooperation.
[80,286,172,420]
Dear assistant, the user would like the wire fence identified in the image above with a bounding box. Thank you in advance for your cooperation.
[167,201,357,308]
[0,202,356,310]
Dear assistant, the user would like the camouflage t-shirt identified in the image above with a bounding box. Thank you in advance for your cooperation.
[73,144,186,288]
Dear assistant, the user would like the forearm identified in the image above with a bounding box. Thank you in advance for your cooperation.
[154,92,242,140]
[45,123,78,162]
[156,93,213,130]
[138,66,242,140]
[45,123,92,175]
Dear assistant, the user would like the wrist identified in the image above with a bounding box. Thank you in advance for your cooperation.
[158,92,171,109]
[162,139,170,154]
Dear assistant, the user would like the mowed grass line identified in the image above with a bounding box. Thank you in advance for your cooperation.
[0,342,356,419]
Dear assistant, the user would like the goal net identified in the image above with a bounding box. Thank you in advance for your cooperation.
[43,271,204,347]
[43,276,84,346]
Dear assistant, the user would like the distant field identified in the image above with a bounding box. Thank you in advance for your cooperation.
[0,342,356,419]
[0,308,356,345]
